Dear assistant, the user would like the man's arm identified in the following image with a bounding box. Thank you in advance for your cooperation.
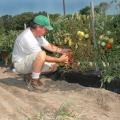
[44,43,72,54]
[44,43,63,54]
[45,54,68,63]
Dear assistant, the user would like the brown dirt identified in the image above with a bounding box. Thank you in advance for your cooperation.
[0,67,120,120]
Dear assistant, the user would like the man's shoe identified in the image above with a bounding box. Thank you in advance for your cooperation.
[37,79,43,86]
[24,78,35,91]
[24,74,43,90]
[27,82,35,91]
[24,74,37,91]
[31,80,40,89]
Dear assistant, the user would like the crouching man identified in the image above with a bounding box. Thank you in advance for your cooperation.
[12,15,71,90]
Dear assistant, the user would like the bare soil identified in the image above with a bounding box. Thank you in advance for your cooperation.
[0,67,120,120]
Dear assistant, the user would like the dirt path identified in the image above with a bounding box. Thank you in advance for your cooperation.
[0,67,120,120]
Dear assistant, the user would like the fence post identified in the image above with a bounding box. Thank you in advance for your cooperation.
[90,1,99,71]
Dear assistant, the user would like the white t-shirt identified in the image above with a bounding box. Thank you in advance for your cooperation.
[12,28,49,63]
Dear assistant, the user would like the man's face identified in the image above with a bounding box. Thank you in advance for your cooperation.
[36,26,48,37]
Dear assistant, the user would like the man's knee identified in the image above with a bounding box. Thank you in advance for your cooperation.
[36,51,46,62]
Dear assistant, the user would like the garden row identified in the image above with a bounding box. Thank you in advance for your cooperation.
[0,12,120,85]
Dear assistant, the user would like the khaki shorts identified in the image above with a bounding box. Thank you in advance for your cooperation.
[14,52,56,74]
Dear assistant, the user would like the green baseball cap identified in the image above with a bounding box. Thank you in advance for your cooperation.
[33,15,53,31]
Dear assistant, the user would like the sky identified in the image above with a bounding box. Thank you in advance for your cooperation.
[0,0,116,16]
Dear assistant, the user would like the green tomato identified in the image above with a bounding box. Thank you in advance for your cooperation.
[109,38,114,44]
[98,41,101,45]
[85,34,89,39]
[99,35,104,40]
[106,31,111,36]
[101,42,106,47]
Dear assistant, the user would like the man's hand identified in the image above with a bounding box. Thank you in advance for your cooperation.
[59,54,69,63]
[63,51,73,65]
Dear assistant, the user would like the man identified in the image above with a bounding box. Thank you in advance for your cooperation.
[12,15,71,90]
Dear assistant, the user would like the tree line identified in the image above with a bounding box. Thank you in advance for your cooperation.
[0,0,119,33]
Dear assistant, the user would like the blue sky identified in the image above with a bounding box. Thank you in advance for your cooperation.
[0,0,115,16]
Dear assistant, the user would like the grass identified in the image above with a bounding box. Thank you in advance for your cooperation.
[26,103,81,120]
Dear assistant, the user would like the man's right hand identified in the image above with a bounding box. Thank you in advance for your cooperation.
[59,54,69,63]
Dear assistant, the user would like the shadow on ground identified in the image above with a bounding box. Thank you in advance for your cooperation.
[0,76,28,90]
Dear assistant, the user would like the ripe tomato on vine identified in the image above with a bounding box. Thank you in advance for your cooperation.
[105,42,112,49]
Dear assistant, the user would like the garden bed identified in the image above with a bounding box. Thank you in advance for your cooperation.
[44,69,120,94]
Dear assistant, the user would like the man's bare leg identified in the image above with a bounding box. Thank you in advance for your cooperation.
[31,51,46,88]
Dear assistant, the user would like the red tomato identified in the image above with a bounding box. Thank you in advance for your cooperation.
[105,42,111,49]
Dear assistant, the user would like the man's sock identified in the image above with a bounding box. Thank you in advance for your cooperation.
[31,72,40,80]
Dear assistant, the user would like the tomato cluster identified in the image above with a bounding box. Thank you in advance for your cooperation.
[98,32,113,49]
